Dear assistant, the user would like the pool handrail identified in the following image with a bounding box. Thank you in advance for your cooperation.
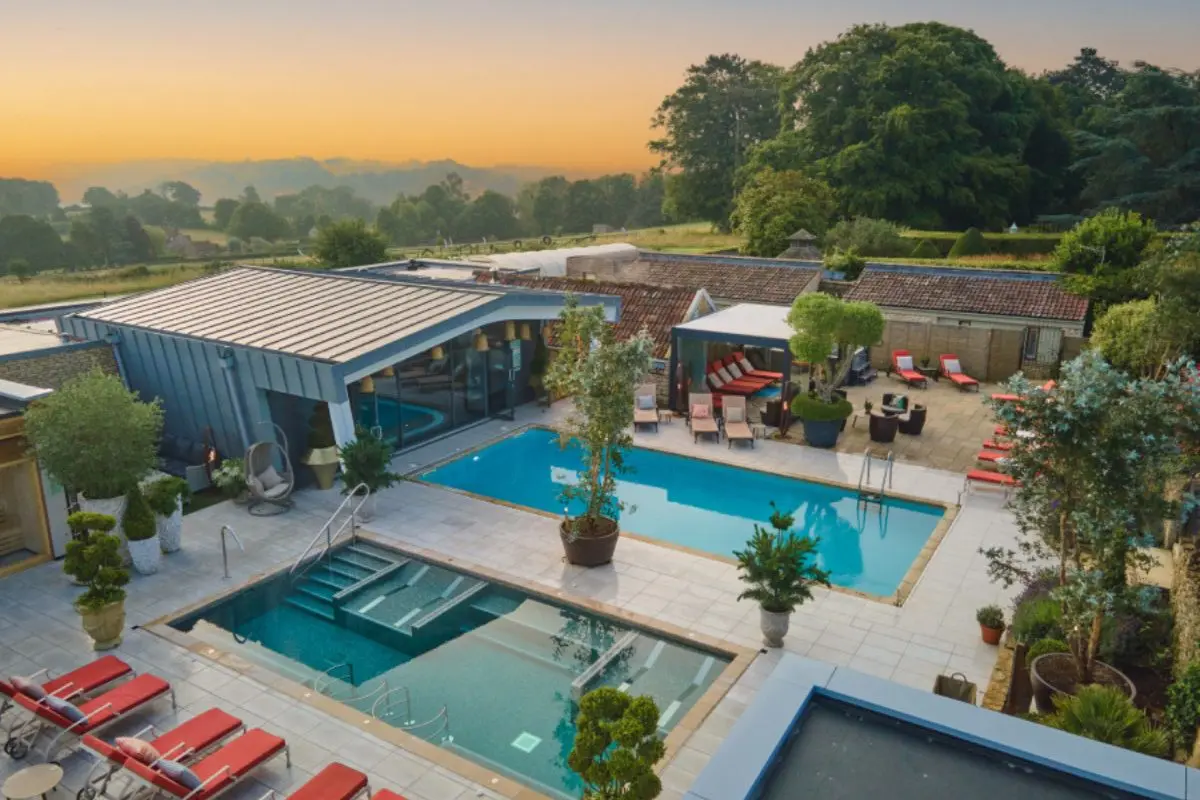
[290,482,370,576]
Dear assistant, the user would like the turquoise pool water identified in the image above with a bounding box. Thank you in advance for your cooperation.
[170,541,728,799]
[422,428,945,596]
[355,397,447,441]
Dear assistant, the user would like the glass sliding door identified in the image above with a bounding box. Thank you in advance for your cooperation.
[395,346,455,447]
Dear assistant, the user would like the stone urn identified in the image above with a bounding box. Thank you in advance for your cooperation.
[760,608,790,648]
[127,534,161,575]
[78,600,126,651]
[80,493,130,565]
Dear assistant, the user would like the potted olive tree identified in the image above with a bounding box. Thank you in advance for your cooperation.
[144,476,189,553]
[735,503,831,647]
[787,294,884,448]
[568,687,665,800]
[123,484,160,575]
[302,402,340,490]
[338,427,400,521]
[545,297,654,566]
[23,371,162,547]
[63,512,129,650]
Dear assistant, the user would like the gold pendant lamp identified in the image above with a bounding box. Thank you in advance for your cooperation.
[430,345,445,360]
[519,323,532,341]
[504,321,516,341]
[380,366,395,377]
[474,328,489,352]
[360,375,375,394]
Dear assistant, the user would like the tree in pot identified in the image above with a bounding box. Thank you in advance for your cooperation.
[63,512,129,650]
[976,604,1005,645]
[544,296,654,566]
[568,687,665,800]
[787,294,884,448]
[337,427,400,521]
[302,402,340,490]
[23,370,163,548]
[122,484,160,575]
[734,503,831,647]
[144,476,190,553]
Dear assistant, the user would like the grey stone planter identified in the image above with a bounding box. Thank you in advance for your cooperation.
[157,500,183,553]
[760,608,790,648]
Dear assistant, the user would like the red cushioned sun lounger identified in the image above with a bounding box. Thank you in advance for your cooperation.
[372,791,409,800]
[81,708,244,799]
[0,655,132,723]
[261,762,370,800]
[122,728,288,800]
[719,355,778,386]
[939,354,979,392]
[892,350,928,388]
[976,451,1008,463]
[982,439,1013,451]
[705,370,757,397]
[966,469,1016,487]
[709,361,771,391]
[992,380,1056,403]
[726,353,783,381]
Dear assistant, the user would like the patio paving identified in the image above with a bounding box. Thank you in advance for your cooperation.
[0,400,1022,800]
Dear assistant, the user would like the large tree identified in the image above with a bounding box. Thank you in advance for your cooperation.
[0,178,60,219]
[1046,47,1127,123]
[790,22,1046,229]
[455,190,520,241]
[212,198,240,230]
[160,180,201,207]
[0,215,63,272]
[313,219,389,268]
[651,54,786,229]
[731,169,835,257]
[227,201,291,241]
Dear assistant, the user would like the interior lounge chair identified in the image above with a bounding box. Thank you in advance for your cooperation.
[256,762,371,800]
[120,728,288,800]
[633,384,659,432]
[891,350,928,388]
[5,673,174,761]
[80,708,245,800]
[714,358,774,390]
[1,655,132,726]
[727,352,783,381]
[991,380,1056,403]
[939,354,980,392]
[687,393,720,444]
[723,396,754,449]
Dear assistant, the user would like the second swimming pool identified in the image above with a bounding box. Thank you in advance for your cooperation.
[421,428,947,597]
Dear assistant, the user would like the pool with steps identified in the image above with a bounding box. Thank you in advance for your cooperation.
[169,539,729,799]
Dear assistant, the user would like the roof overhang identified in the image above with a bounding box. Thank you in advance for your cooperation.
[672,302,793,350]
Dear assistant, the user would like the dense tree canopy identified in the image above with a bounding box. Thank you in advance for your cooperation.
[81,185,203,228]
[0,178,60,219]
[212,198,239,230]
[160,181,201,207]
[227,201,290,241]
[1053,208,1157,305]
[0,215,64,272]
[731,169,836,257]
[68,207,156,268]
[313,219,389,268]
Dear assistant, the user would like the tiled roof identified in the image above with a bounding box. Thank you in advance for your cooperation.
[846,266,1088,322]
[636,253,820,306]
[494,275,698,358]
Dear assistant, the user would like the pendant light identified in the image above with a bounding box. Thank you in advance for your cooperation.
[519,323,532,341]
[380,366,395,377]
[430,345,445,360]
[360,375,375,394]
[504,321,516,341]
[474,329,490,352]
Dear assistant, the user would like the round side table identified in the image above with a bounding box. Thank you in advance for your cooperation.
[2,763,63,800]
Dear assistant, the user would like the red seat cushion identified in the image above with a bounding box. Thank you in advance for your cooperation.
[188,729,286,800]
[76,674,171,730]
[151,708,243,763]
[967,469,1015,486]
[289,763,368,800]
[43,656,131,699]
[372,791,408,800]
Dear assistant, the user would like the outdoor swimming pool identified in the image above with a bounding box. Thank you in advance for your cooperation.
[421,428,947,597]
[169,540,730,799]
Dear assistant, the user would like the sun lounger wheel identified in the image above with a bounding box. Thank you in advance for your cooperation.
[77,786,98,800]
[4,735,29,759]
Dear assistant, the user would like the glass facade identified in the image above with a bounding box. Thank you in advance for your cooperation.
[349,323,519,450]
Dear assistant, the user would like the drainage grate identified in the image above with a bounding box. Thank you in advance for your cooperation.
[511,732,542,753]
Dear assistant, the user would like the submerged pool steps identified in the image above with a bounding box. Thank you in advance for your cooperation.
[285,540,404,623]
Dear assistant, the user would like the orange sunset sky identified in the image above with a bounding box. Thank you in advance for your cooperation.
[2,0,1197,183]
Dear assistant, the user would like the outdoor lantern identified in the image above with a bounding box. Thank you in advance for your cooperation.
[504,321,516,341]
[474,329,489,352]
[360,375,375,394]
[430,345,445,360]
[519,323,532,341]
[379,366,395,378]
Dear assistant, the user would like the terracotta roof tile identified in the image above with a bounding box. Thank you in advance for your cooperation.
[846,267,1088,322]
[637,253,819,306]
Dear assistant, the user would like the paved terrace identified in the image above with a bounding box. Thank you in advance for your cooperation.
[0,401,1021,800]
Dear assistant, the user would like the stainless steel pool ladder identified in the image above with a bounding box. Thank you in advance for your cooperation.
[371,687,452,742]
[312,664,390,705]
[857,449,894,502]
[289,482,370,576]
[220,525,244,579]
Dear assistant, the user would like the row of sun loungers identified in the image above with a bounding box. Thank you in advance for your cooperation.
[685,394,753,448]
[2,656,410,800]
[892,350,981,392]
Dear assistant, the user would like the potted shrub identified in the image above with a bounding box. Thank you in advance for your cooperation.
[787,294,884,448]
[338,427,400,521]
[63,512,130,650]
[212,458,248,504]
[545,297,654,566]
[1042,685,1168,757]
[122,485,160,575]
[302,402,340,490]
[144,476,189,553]
[976,604,1005,645]
[734,503,831,647]
[23,370,163,544]
[568,687,665,800]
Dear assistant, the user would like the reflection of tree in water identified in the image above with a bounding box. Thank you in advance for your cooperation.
[548,609,638,789]
[795,499,863,582]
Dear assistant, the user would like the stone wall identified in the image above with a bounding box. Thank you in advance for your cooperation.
[0,343,119,390]
[874,321,1019,382]
[1172,542,1200,679]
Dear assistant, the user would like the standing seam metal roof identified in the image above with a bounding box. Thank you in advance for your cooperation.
[75,267,505,363]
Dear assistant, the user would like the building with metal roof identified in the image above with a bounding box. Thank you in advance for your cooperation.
[60,266,619,466]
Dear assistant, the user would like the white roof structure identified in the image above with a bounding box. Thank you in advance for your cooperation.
[673,303,793,345]
[455,243,637,277]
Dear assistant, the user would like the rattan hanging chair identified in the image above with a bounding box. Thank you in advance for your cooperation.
[245,422,295,516]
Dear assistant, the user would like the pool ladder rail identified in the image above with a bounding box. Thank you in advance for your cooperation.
[857,448,894,503]
[372,686,452,743]
[289,482,371,577]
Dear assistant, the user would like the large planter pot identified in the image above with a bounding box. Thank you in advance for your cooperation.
[78,600,125,651]
[355,493,378,523]
[800,418,843,449]
[980,624,1003,645]
[760,608,790,648]
[157,500,183,553]
[1030,652,1136,714]
[80,493,130,565]
[560,517,619,567]
[304,446,341,490]
[128,535,162,575]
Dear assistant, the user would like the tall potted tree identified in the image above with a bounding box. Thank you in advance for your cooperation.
[545,297,654,566]
[787,294,885,448]
[302,402,340,490]
[568,687,665,800]
[735,503,831,647]
[23,371,163,550]
[337,427,400,521]
[63,512,129,650]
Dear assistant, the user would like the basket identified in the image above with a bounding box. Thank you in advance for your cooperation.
[933,672,977,704]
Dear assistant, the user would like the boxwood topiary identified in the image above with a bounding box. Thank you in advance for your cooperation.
[791,393,854,422]
[122,485,157,542]
[910,238,941,259]
[948,227,990,257]
[1027,638,1069,662]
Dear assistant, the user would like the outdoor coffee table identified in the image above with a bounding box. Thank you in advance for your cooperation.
[3,763,63,799]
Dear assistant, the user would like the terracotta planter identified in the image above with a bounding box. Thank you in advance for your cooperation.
[78,600,126,651]
[157,501,183,553]
[800,418,843,449]
[760,608,790,648]
[980,624,1003,645]
[560,517,619,567]
[1030,652,1136,714]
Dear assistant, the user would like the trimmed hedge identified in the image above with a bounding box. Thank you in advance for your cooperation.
[949,228,990,257]
[903,231,1063,256]
[909,239,941,259]
[791,394,853,422]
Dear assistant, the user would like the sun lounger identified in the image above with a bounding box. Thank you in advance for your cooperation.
[0,655,132,726]
[939,354,979,392]
[121,728,288,800]
[373,791,408,800]
[976,451,1009,464]
[255,762,370,800]
[891,350,927,388]
[964,469,1016,489]
[5,673,174,761]
[712,359,773,390]
[981,439,1013,451]
[991,380,1055,403]
[80,708,244,800]
[706,364,764,395]
[633,384,659,432]
[688,393,720,443]
[726,353,783,381]
[722,395,754,449]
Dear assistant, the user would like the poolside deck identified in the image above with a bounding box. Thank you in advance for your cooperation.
[0,400,1022,800]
